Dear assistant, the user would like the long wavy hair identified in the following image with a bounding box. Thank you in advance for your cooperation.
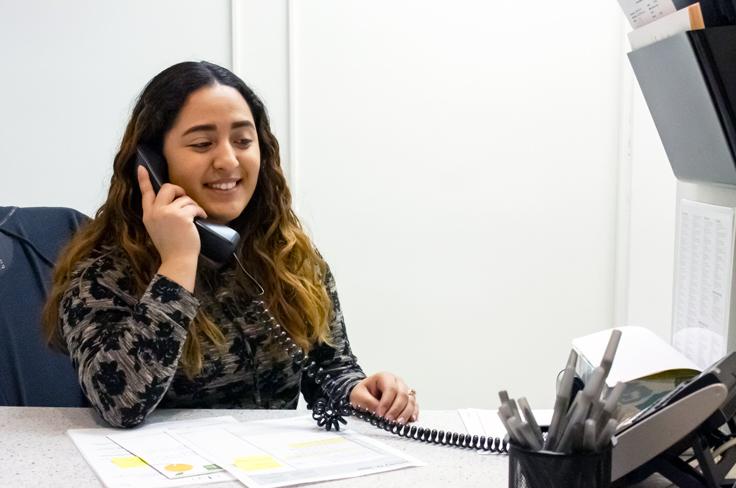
[42,61,332,376]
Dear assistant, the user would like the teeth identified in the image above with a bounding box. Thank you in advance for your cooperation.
[209,181,237,190]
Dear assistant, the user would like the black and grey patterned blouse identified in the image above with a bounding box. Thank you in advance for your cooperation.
[59,246,365,428]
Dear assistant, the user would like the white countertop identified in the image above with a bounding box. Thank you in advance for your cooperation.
[0,407,672,487]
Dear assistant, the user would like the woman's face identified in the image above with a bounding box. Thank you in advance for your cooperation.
[163,83,261,225]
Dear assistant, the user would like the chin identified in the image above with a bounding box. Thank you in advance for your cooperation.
[207,208,247,225]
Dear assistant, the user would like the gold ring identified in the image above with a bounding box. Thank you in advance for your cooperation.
[407,388,416,397]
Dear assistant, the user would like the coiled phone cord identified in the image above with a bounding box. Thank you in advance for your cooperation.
[252,299,509,454]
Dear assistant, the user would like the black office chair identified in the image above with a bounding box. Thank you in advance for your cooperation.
[0,206,89,407]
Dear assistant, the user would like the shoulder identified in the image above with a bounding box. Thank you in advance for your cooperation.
[69,245,136,295]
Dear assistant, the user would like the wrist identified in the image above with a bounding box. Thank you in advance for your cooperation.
[158,255,198,292]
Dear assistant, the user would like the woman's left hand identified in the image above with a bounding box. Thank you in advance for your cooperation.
[349,372,419,423]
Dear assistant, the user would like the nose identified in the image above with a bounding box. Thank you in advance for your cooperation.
[212,142,239,171]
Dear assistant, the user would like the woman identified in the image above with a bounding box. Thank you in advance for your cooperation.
[42,61,418,428]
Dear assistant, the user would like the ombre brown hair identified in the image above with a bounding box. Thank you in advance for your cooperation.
[42,61,332,375]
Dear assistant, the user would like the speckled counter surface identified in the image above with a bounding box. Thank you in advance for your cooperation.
[0,407,672,487]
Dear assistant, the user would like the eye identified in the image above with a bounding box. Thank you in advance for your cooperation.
[189,142,212,150]
[235,138,253,147]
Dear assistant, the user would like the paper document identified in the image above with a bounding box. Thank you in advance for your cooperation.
[628,2,704,49]
[672,200,735,369]
[67,416,237,488]
[168,416,424,488]
[617,0,678,28]
[573,326,700,387]
[108,428,225,479]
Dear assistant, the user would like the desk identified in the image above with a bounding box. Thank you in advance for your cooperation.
[0,407,673,487]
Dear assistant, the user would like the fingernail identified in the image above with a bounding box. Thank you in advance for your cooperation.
[385,414,394,421]
[397,417,405,424]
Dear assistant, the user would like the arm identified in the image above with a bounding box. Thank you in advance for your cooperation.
[60,252,199,427]
[300,265,366,407]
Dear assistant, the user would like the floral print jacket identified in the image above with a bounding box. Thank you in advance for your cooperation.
[59,246,366,428]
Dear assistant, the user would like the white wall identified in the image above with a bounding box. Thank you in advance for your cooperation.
[0,0,232,217]
[289,0,625,408]
[1,0,682,411]
[623,81,678,341]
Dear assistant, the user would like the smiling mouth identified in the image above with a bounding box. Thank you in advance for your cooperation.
[205,180,241,191]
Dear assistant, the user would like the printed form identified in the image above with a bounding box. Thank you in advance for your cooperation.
[617,0,677,28]
[167,416,424,488]
[672,199,736,369]
[67,416,237,488]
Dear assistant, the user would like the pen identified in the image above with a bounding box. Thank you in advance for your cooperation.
[600,329,622,377]
[518,397,544,446]
[582,419,596,451]
[516,419,543,451]
[566,349,578,370]
[594,418,618,451]
[497,409,523,446]
[556,367,605,451]
[544,365,575,450]
[589,399,604,424]
[598,382,625,430]
[507,416,528,448]
[557,420,583,453]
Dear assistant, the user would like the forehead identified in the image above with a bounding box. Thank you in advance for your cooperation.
[173,84,254,128]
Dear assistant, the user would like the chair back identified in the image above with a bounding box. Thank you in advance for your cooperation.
[0,206,89,407]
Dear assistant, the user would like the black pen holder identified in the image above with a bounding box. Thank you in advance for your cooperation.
[508,444,612,488]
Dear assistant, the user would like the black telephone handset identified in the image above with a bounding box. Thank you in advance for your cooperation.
[135,145,240,265]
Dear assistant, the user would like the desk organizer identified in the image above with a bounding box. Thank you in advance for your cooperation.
[508,443,612,488]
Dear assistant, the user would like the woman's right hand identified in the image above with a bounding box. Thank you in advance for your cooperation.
[137,165,207,292]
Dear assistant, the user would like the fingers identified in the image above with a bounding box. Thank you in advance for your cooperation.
[171,196,207,219]
[155,182,187,206]
[349,382,380,412]
[137,166,155,214]
[384,382,409,421]
[349,373,418,424]
[397,396,418,424]
[138,166,193,214]
[376,375,398,418]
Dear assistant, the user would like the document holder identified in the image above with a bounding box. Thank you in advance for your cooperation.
[611,351,736,487]
[628,26,736,185]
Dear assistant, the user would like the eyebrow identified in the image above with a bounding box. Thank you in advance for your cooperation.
[181,120,255,137]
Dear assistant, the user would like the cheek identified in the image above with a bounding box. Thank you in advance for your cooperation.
[245,152,261,183]
[169,168,199,193]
